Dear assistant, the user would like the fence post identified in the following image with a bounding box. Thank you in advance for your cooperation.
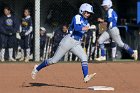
[34,0,40,61]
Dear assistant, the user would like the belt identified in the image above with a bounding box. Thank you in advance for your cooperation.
[70,35,81,41]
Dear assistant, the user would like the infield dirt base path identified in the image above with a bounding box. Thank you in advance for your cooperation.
[0,62,140,93]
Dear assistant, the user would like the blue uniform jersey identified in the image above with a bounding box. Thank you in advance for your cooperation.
[69,14,90,40]
[105,8,118,29]
[0,15,19,35]
[21,16,32,32]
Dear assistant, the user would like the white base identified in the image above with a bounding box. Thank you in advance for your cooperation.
[88,86,114,91]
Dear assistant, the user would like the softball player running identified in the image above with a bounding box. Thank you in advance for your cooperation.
[95,0,137,61]
[32,3,96,83]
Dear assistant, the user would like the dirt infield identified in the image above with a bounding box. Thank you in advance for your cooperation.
[0,62,140,93]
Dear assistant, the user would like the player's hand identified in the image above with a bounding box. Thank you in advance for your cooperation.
[16,33,21,39]
[25,32,28,36]
[97,18,104,22]
[82,26,89,31]
[89,25,96,30]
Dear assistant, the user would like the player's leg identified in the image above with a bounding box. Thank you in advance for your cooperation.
[36,35,75,69]
[109,27,137,60]
[70,44,96,83]
[24,35,31,62]
[32,44,69,79]
[40,45,45,61]
[0,35,1,61]
[8,35,16,61]
[32,35,75,79]
[111,41,117,61]
[95,31,110,61]
[70,44,88,78]
[19,37,24,61]
[1,35,7,62]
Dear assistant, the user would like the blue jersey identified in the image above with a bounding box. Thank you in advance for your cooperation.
[21,16,32,32]
[69,14,90,40]
[105,8,118,29]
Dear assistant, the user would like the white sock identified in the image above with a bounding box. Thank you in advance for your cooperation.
[91,47,95,54]
[9,48,13,59]
[0,50,1,59]
[26,48,30,58]
[21,49,24,58]
[112,47,117,58]
[1,48,5,60]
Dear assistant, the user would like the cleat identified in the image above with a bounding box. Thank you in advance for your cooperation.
[31,65,38,79]
[84,73,96,83]
[25,57,29,62]
[95,56,106,61]
[132,50,138,61]
[19,57,24,61]
[1,58,5,62]
[9,58,16,62]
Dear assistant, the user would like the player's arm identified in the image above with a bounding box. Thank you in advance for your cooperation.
[14,18,21,39]
[97,18,105,23]
[73,15,89,31]
[0,17,9,35]
[107,9,115,29]
[19,24,26,37]
[25,18,33,35]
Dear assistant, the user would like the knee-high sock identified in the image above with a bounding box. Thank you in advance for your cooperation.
[91,47,95,54]
[0,49,2,59]
[21,49,24,58]
[1,48,5,59]
[26,48,30,58]
[9,48,13,59]
[123,44,134,55]
[112,47,117,58]
[99,44,105,56]
[82,61,88,78]
[36,60,49,71]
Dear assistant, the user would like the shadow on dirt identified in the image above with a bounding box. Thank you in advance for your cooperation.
[23,82,87,90]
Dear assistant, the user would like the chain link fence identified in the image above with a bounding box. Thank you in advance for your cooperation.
[0,0,104,62]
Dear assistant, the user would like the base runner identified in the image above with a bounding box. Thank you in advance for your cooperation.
[31,3,96,83]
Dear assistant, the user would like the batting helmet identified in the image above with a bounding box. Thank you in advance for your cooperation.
[101,0,112,8]
[79,3,94,14]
